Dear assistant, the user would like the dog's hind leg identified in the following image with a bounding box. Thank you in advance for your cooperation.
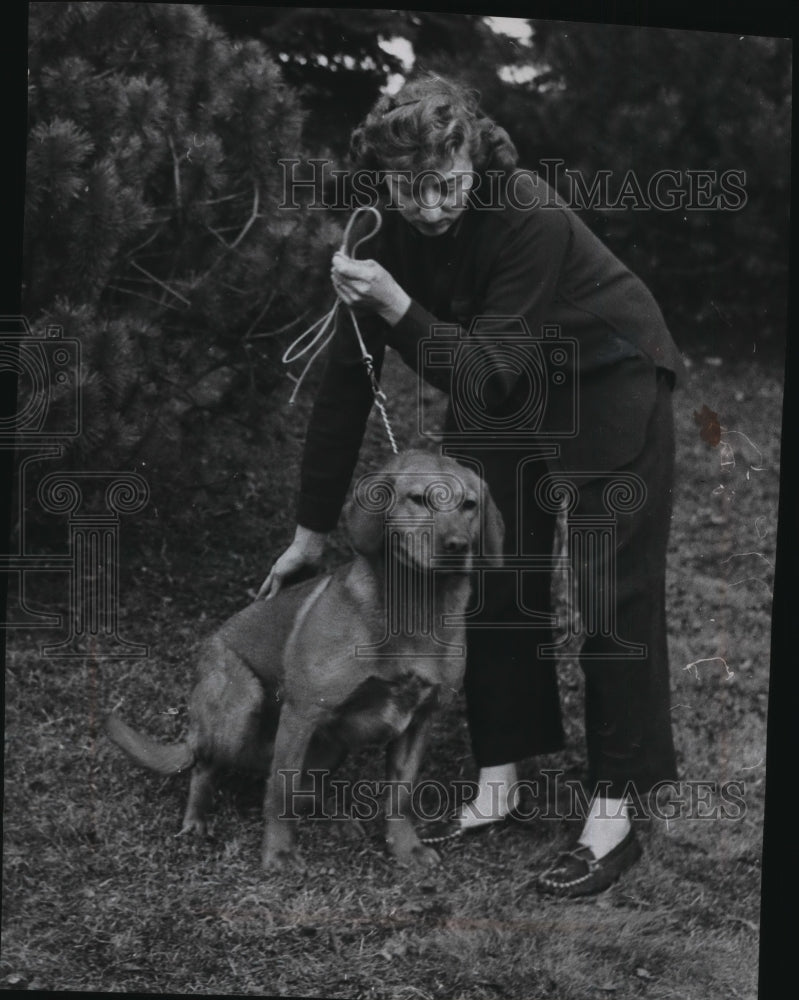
[178,641,279,836]
[178,760,219,836]
[190,641,280,771]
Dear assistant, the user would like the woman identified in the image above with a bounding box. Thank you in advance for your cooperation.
[259,74,684,896]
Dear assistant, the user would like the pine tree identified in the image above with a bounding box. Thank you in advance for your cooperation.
[24,2,338,473]
[204,7,524,158]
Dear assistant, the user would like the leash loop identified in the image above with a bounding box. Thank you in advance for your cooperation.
[341,204,382,258]
[282,206,399,455]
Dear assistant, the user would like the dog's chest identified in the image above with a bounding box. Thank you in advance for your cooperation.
[326,673,439,746]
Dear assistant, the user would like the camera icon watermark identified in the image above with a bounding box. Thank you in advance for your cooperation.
[0,315,81,444]
[418,317,579,443]
[413,314,648,659]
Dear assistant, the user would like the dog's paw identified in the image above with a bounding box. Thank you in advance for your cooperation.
[389,839,441,869]
[262,847,306,873]
[176,817,208,837]
[407,842,441,869]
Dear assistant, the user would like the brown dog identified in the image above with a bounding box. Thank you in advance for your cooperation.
[106,450,503,869]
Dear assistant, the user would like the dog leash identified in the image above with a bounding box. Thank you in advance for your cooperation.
[282,206,399,455]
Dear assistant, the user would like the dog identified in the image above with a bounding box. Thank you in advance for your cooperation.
[105,449,503,869]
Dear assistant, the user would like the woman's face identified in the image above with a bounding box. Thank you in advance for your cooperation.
[384,147,474,237]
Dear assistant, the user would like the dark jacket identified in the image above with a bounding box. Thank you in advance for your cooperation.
[296,171,684,532]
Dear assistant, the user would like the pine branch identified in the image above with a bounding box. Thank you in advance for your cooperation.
[130,260,191,305]
[243,289,277,338]
[196,191,248,207]
[228,183,260,250]
[106,284,184,311]
[205,183,260,251]
[216,280,249,295]
[187,181,261,289]
[124,221,169,260]
[167,134,182,212]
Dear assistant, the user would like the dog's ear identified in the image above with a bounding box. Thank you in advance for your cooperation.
[480,486,505,563]
[343,474,396,556]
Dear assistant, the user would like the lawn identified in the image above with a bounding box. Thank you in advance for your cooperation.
[1,344,783,998]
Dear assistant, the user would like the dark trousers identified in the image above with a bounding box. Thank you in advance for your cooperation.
[461,369,678,798]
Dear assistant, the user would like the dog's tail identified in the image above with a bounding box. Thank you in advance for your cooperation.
[105,713,194,775]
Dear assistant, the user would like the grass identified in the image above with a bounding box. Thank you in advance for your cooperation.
[1,343,783,997]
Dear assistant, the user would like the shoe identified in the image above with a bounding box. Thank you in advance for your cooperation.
[418,807,525,845]
[536,827,642,897]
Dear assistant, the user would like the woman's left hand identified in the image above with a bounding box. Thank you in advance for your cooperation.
[331,253,411,326]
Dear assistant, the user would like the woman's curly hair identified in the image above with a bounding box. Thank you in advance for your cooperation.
[349,73,518,175]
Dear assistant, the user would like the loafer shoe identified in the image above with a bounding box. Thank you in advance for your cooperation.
[536,827,642,897]
[418,808,524,845]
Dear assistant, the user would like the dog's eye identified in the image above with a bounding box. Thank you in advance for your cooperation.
[461,498,478,511]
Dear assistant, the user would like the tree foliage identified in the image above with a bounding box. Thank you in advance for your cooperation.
[24,2,339,473]
[498,23,791,353]
[204,7,523,155]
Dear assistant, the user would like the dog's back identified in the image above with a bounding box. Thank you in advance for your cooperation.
[215,572,332,684]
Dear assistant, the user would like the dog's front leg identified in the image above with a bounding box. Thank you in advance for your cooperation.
[262,704,319,871]
[384,712,440,868]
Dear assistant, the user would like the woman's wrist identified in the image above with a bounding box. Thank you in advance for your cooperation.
[293,524,328,556]
[376,286,411,327]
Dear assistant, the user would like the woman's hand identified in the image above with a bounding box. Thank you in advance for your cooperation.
[331,253,411,326]
[257,525,327,600]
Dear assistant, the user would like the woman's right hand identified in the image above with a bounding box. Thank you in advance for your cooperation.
[257,525,327,600]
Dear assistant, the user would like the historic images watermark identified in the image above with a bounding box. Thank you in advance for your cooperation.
[275,769,748,823]
[279,157,748,212]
